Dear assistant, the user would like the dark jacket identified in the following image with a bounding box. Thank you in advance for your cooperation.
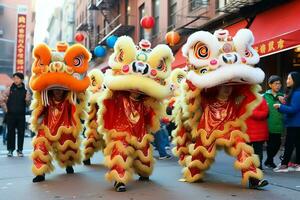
[6,83,27,115]
[278,88,300,127]
[263,90,284,134]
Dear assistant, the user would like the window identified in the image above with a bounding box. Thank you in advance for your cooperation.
[168,0,177,31]
[152,0,160,36]
[189,0,208,11]
[139,3,145,40]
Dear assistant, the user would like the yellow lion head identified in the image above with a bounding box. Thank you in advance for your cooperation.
[104,36,174,100]
[30,42,91,92]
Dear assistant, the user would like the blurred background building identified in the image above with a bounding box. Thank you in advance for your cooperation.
[1,0,300,90]
[0,0,35,84]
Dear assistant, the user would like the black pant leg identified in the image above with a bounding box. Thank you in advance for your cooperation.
[294,127,300,165]
[266,134,281,164]
[16,115,25,152]
[6,115,16,151]
[252,141,264,169]
[281,127,296,165]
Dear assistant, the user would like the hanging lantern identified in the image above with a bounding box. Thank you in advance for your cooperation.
[140,16,155,29]
[165,31,180,46]
[94,45,106,57]
[75,32,85,42]
[106,35,118,48]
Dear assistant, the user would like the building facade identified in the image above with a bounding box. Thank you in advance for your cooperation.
[74,0,299,86]
[47,7,62,49]
[61,0,76,45]
[0,0,35,77]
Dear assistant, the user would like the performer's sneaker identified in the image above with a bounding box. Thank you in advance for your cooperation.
[66,166,74,174]
[32,174,45,183]
[114,182,126,192]
[138,176,150,181]
[248,178,268,189]
[83,159,91,165]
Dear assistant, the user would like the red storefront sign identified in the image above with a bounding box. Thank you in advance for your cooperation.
[15,14,26,73]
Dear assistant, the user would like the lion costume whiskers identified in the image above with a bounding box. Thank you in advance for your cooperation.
[97,36,174,192]
[30,42,90,182]
[172,29,268,188]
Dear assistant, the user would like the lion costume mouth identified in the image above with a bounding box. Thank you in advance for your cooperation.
[187,64,265,89]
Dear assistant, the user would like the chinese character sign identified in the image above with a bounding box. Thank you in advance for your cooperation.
[15,14,26,73]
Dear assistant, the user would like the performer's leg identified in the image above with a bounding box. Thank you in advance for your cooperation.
[225,133,268,188]
[133,142,154,181]
[104,132,134,192]
[55,131,81,174]
[83,126,105,165]
[32,130,53,182]
[183,137,216,183]
[172,127,192,167]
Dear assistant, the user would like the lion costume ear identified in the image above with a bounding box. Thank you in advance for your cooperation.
[170,68,187,87]
[33,43,51,64]
[88,68,104,91]
[32,43,52,74]
[64,44,91,73]
[108,36,137,69]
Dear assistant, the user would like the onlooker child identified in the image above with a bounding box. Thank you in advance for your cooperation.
[273,72,300,172]
[263,75,285,168]
[246,98,269,170]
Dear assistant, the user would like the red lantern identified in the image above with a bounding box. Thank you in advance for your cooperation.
[75,32,85,42]
[140,16,155,29]
[165,31,181,46]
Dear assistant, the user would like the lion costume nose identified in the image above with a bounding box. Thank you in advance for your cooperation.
[132,61,149,75]
[222,53,238,64]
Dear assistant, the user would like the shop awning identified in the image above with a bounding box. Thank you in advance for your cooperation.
[250,0,300,57]
[224,0,300,57]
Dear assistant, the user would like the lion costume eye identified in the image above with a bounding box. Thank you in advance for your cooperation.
[157,59,166,71]
[73,55,83,67]
[199,67,208,74]
[244,49,253,57]
[194,42,210,59]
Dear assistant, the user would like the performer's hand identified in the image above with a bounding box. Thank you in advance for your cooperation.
[273,104,281,109]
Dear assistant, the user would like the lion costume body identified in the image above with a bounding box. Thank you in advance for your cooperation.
[30,42,90,182]
[83,69,106,164]
[172,29,268,188]
[97,36,174,191]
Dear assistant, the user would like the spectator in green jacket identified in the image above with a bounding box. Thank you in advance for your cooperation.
[263,75,284,169]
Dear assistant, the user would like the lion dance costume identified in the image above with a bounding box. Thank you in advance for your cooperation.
[97,36,174,192]
[30,42,90,182]
[172,29,269,189]
[83,69,106,165]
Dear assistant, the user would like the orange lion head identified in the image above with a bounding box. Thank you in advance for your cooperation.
[29,42,91,92]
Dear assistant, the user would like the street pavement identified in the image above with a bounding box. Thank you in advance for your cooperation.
[0,136,300,200]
